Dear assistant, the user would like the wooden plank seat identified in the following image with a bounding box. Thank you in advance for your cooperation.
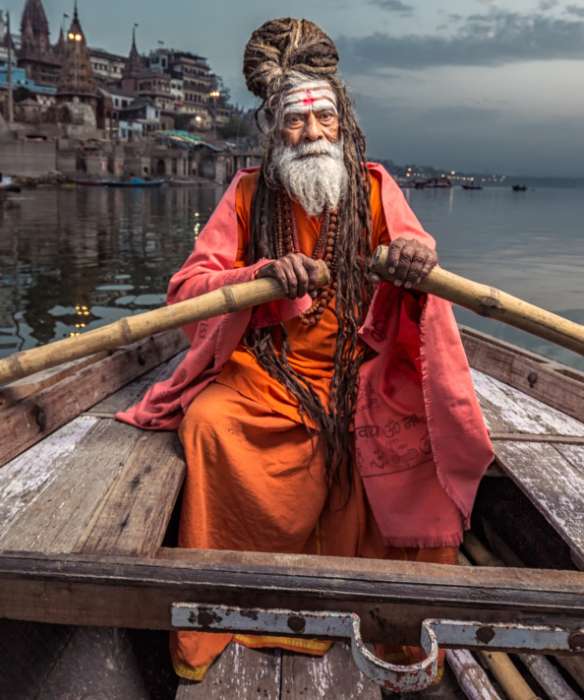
[0,353,186,558]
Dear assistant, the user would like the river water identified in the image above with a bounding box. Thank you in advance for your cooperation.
[1,179,583,371]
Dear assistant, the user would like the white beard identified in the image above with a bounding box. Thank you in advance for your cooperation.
[271,140,348,216]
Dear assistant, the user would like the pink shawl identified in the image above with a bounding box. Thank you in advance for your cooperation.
[117,164,494,547]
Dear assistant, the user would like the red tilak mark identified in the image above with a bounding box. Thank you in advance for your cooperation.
[302,89,315,106]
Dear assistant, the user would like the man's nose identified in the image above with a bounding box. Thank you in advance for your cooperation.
[303,112,323,142]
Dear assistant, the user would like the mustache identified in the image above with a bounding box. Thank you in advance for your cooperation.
[288,141,342,160]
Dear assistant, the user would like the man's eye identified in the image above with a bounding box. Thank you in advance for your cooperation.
[285,114,304,127]
[317,112,335,124]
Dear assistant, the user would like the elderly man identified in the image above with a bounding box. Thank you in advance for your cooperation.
[119,17,493,683]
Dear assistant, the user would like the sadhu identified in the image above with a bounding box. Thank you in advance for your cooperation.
[118,17,493,688]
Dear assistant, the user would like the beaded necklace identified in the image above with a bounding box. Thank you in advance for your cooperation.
[276,190,339,327]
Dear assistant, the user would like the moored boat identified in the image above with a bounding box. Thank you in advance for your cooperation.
[1,325,584,698]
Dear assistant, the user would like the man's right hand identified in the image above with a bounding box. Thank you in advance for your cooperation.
[256,253,326,299]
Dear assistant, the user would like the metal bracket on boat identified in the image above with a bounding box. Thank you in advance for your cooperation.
[171,604,584,694]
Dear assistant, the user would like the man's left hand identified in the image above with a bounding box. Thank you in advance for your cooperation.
[381,238,438,289]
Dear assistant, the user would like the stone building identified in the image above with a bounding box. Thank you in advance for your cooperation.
[89,48,126,84]
[151,49,216,124]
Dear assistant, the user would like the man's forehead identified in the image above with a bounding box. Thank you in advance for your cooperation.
[283,80,337,116]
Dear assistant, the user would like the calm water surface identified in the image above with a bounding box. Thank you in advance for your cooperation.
[1,181,583,370]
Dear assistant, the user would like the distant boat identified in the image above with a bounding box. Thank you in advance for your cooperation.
[424,177,452,189]
[396,178,415,189]
[0,176,21,193]
[106,177,166,189]
[512,185,527,192]
[462,183,483,191]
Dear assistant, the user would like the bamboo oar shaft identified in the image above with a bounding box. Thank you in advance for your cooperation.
[3,245,584,386]
[0,264,330,386]
[372,246,584,357]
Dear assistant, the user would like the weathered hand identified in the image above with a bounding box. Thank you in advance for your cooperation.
[256,253,326,299]
[384,238,438,289]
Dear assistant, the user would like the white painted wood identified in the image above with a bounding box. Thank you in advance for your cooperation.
[520,654,581,700]
[281,643,380,699]
[0,416,98,540]
[472,370,584,436]
[495,441,584,562]
[176,643,281,699]
[0,421,142,553]
[554,443,584,475]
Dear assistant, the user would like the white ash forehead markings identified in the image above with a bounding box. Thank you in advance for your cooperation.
[284,100,338,115]
[283,82,338,114]
[284,93,337,106]
[284,95,336,107]
[285,81,334,94]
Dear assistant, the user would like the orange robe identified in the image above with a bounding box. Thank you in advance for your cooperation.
[171,172,457,681]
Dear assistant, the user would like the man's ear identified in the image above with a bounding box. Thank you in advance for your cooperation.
[256,107,275,134]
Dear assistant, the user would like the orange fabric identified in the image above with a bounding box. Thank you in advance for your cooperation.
[170,172,458,681]
[216,172,389,423]
[171,382,457,679]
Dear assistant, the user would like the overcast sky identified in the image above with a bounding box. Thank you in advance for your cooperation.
[7,0,584,176]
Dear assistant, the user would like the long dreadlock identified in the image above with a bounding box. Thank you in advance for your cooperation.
[242,19,374,489]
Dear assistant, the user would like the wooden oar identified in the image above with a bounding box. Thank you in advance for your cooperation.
[0,264,330,386]
[372,245,584,357]
[2,245,583,387]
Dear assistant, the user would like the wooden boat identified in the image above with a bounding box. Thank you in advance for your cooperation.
[1,326,584,698]
[512,185,528,192]
[106,177,166,188]
[425,177,452,189]
[462,183,483,191]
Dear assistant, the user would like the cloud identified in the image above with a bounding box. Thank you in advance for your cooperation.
[337,8,584,72]
[352,91,584,177]
[369,0,414,15]
[566,4,584,18]
[538,0,559,10]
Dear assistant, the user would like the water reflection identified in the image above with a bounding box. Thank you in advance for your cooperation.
[0,185,223,355]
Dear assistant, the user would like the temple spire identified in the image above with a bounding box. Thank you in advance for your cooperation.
[57,1,97,101]
[19,0,51,55]
[123,23,144,82]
